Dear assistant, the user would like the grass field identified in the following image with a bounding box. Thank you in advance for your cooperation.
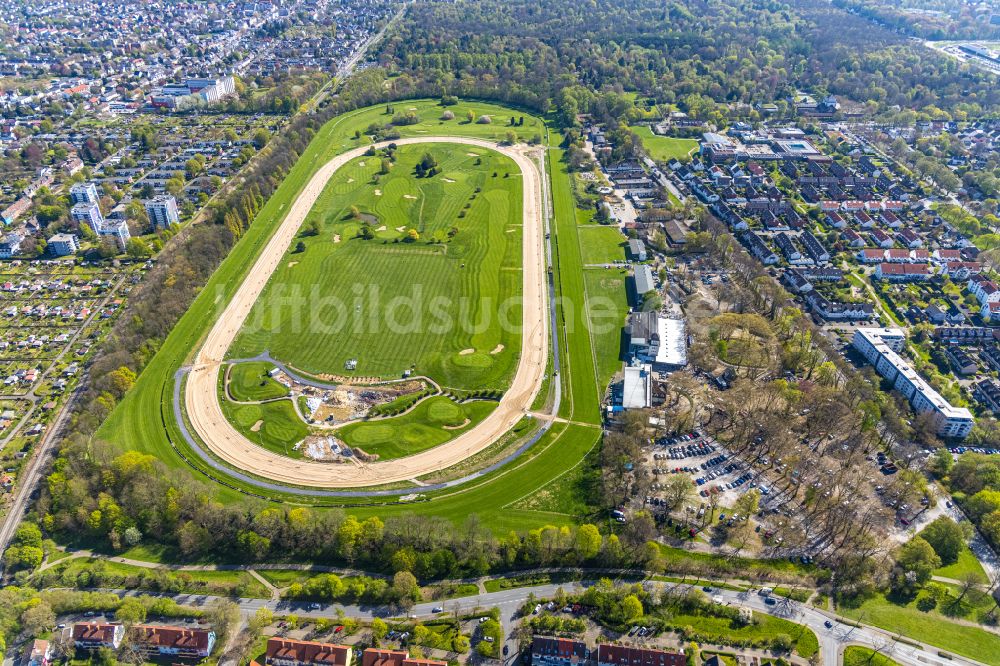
[547,140,603,425]
[931,540,988,581]
[837,590,1000,664]
[220,398,309,458]
[577,225,627,265]
[336,396,498,459]
[583,269,629,388]
[34,557,270,599]
[228,143,523,391]
[228,362,289,401]
[630,126,698,162]
[661,610,819,658]
[843,647,900,666]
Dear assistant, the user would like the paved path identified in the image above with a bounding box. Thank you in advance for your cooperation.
[182,137,550,488]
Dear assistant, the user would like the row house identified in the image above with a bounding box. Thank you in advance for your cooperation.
[876,263,931,281]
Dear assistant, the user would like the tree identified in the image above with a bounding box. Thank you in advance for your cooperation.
[253,128,271,149]
[125,238,152,259]
[891,537,940,594]
[663,475,694,509]
[295,241,306,253]
[574,524,602,561]
[619,594,643,624]
[921,517,968,565]
[207,599,241,647]
[391,570,420,606]
[116,597,147,625]
[21,600,56,635]
[371,617,388,640]
[465,109,475,123]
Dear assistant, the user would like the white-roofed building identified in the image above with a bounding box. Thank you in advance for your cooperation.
[853,328,973,438]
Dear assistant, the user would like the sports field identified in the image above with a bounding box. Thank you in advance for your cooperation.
[630,125,698,162]
[228,143,523,391]
[93,100,607,524]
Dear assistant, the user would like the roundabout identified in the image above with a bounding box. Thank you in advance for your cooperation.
[181,137,549,488]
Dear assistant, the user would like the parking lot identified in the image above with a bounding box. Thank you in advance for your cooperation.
[646,431,767,506]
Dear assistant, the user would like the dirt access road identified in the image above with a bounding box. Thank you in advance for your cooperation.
[184,136,549,488]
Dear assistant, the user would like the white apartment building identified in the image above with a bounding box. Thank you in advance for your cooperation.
[69,182,100,205]
[145,195,179,229]
[853,328,974,438]
[71,202,104,232]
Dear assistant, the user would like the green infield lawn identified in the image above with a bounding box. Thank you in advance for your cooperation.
[228,143,523,391]
[227,362,289,401]
[577,225,627,265]
[336,395,498,459]
[220,398,309,458]
[630,125,698,162]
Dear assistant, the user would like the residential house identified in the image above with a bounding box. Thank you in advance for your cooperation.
[531,637,591,666]
[133,625,216,660]
[876,263,930,281]
[24,640,51,666]
[627,238,647,262]
[596,644,686,666]
[946,346,978,375]
[266,638,352,666]
[72,623,125,651]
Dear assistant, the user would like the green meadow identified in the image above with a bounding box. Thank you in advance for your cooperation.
[228,143,523,391]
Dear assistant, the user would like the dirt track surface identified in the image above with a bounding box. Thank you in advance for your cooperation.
[184,137,548,487]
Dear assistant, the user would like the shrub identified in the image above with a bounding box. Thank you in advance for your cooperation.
[476,115,492,124]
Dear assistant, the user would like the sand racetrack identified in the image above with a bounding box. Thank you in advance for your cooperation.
[183,137,548,488]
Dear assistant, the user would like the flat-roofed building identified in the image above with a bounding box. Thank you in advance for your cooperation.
[853,328,973,438]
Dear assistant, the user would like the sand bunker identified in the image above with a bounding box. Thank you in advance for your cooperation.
[376,225,387,232]
[374,189,382,196]
[442,418,470,430]
[466,152,479,157]
[287,261,299,267]
[359,161,366,167]
[333,235,341,243]
[396,225,407,232]
[490,344,505,354]
[347,177,354,183]
[459,348,475,355]
[403,194,417,200]
[442,177,456,183]
[250,420,263,432]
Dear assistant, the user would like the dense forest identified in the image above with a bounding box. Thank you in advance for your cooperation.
[377,0,1000,121]
[834,0,1000,41]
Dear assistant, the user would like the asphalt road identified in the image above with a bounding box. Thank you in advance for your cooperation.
[109,580,987,666]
